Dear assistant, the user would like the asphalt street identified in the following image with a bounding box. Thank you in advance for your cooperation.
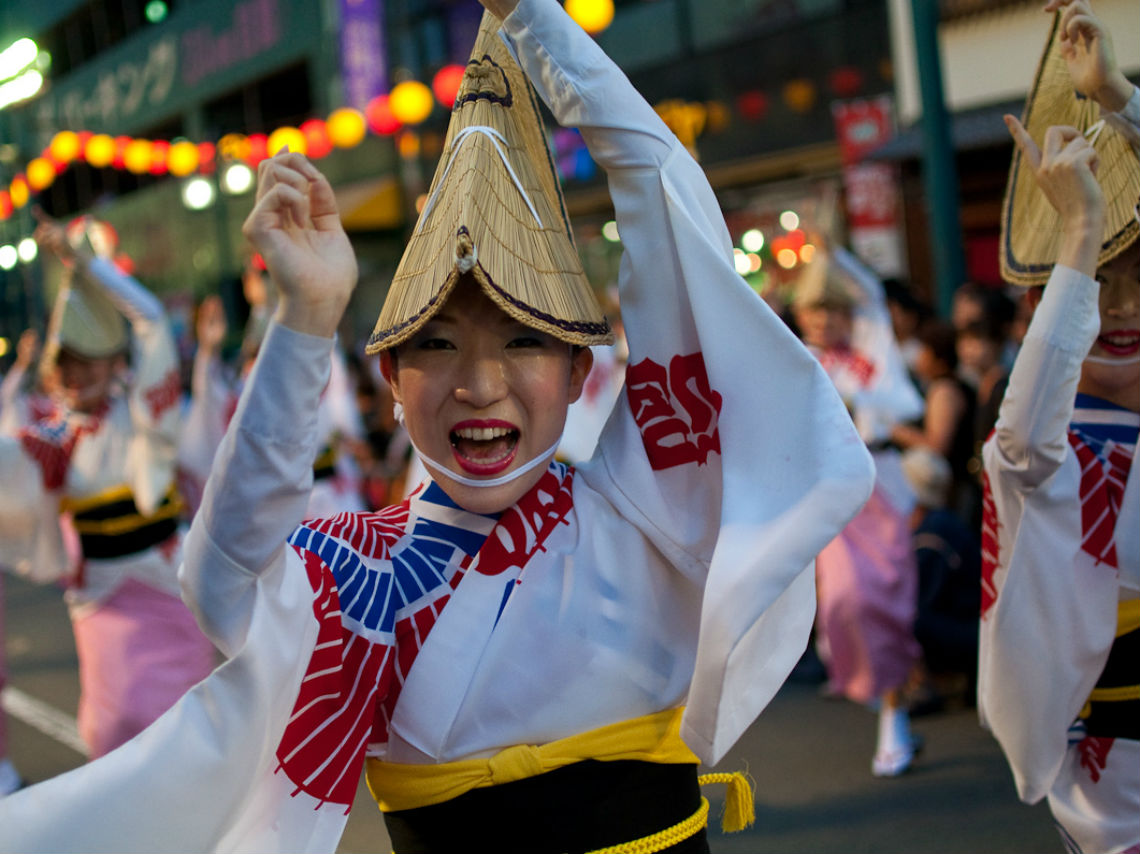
[2,572,1061,853]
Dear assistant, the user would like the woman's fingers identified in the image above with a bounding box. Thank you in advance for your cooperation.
[1004,115,1042,171]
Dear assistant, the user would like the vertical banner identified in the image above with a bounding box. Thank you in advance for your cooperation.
[340,0,387,111]
[832,95,907,278]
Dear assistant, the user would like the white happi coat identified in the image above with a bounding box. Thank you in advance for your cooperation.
[0,1,873,851]
[978,264,1139,854]
[0,256,184,608]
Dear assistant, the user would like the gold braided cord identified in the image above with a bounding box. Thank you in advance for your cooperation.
[583,798,710,854]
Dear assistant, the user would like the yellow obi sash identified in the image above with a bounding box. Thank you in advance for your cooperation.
[367,707,755,841]
[366,707,699,813]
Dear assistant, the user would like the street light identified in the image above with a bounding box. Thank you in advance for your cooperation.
[16,237,36,263]
[220,162,254,195]
[181,176,216,210]
[0,244,17,270]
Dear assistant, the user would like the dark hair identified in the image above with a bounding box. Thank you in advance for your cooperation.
[916,319,958,372]
[958,315,1007,345]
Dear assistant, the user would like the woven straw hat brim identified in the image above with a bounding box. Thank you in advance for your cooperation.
[999,14,1140,286]
[366,10,612,354]
[47,276,128,361]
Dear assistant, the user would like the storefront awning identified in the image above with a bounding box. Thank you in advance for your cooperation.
[866,100,1022,161]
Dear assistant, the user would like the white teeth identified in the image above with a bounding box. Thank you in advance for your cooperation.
[454,426,513,441]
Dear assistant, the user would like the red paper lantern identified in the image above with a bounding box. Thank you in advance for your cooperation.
[829,66,864,98]
[0,190,12,220]
[149,139,171,175]
[366,94,402,136]
[432,64,467,108]
[112,137,132,171]
[736,90,770,122]
[246,133,269,166]
[198,141,217,174]
[300,119,333,158]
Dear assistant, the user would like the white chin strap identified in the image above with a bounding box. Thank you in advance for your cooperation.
[1085,354,1140,366]
[412,436,562,488]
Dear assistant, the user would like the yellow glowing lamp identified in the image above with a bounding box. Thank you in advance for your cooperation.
[390,81,434,126]
[565,0,614,34]
[26,157,56,191]
[268,126,307,156]
[85,134,116,168]
[49,130,82,163]
[9,176,30,209]
[123,139,153,174]
[782,79,817,114]
[327,107,367,148]
[167,140,201,176]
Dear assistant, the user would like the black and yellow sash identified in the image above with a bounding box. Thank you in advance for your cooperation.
[61,484,183,559]
[1080,599,1140,740]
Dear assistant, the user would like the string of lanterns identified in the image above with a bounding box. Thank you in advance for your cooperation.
[0,66,467,222]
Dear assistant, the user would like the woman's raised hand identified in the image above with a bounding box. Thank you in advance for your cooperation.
[1005,115,1105,275]
[1043,0,1132,113]
[241,151,357,338]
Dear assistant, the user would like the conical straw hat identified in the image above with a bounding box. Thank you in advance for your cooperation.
[1000,13,1140,286]
[365,10,613,353]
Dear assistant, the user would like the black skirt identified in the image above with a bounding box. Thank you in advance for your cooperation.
[382,759,710,854]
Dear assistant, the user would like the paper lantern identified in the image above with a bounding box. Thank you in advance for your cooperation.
[783,79,817,114]
[123,139,153,174]
[197,141,217,173]
[112,136,132,170]
[0,190,12,220]
[365,94,402,136]
[300,119,333,158]
[9,176,29,209]
[26,157,56,191]
[327,107,366,148]
[432,65,466,108]
[736,90,769,122]
[829,66,864,98]
[565,0,614,34]
[167,140,200,176]
[49,130,81,164]
[268,126,307,157]
[390,81,434,126]
[246,133,269,166]
[148,139,170,175]
[84,133,116,168]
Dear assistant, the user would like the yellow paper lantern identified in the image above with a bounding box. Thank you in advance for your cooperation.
[167,140,201,176]
[123,139,153,174]
[85,133,116,168]
[782,79,817,114]
[565,0,614,34]
[9,176,30,209]
[26,157,57,191]
[268,126,307,157]
[49,130,82,163]
[327,107,367,148]
[390,80,434,126]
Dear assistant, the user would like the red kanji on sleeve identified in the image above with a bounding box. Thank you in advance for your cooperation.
[626,352,722,471]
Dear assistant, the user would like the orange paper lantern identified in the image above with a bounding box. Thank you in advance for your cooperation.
[26,157,56,191]
[300,119,333,158]
[123,139,153,174]
[565,0,614,34]
[390,80,434,126]
[432,65,466,108]
[327,107,366,148]
[49,130,82,164]
[9,176,29,209]
[85,133,116,168]
[268,126,307,156]
[167,140,201,176]
[366,94,402,136]
[782,79,817,114]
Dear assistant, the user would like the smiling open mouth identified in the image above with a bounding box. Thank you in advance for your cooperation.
[1096,330,1140,357]
[450,423,520,475]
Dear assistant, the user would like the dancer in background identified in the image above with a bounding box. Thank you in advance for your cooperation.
[793,244,926,777]
[0,211,215,759]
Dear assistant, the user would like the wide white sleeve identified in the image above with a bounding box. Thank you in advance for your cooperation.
[502,0,875,763]
[179,321,333,657]
[984,264,1099,490]
[0,435,69,582]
